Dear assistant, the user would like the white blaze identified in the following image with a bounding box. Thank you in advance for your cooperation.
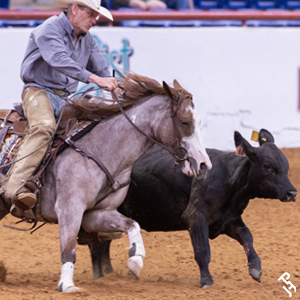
[181,106,212,176]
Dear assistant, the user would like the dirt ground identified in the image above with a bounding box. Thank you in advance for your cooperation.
[0,148,299,300]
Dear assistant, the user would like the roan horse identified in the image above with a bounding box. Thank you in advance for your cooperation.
[0,73,212,292]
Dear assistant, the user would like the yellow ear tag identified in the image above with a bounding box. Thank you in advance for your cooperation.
[251,130,259,142]
[262,138,267,142]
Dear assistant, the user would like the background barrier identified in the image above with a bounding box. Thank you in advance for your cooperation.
[2,10,300,23]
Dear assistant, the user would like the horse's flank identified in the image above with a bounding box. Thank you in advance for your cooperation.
[68,73,192,121]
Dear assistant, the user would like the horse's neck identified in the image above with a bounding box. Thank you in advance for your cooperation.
[80,95,168,173]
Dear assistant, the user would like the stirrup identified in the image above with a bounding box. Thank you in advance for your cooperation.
[10,191,36,218]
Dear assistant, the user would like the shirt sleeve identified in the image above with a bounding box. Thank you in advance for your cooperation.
[33,21,93,83]
[86,37,112,78]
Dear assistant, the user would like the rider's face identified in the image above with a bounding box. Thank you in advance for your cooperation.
[72,4,100,35]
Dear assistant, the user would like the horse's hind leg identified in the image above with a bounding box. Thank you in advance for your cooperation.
[89,240,113,279]
[77,227,114,278]
[0,195,10,221]
[82,210,145,278]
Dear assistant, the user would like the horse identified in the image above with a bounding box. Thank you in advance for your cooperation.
[0,73,212,292]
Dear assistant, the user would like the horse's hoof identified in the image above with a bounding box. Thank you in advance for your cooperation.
[58,282,80,293]
[126,255,143,279]
[249,268,262,282]
[65,286,81,293]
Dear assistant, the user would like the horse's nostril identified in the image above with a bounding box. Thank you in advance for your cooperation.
[200,163,207,170]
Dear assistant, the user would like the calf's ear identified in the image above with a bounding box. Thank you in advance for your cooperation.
[234,131,257,160]
[259,129,275,146]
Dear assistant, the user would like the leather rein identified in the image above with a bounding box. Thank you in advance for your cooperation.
[111,69,188,166]
[1,73,189,213]
[110,89,188,167]
[64,83,188,207]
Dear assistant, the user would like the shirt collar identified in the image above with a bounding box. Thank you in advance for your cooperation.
[59,12,74,36]
[59,11,87,39]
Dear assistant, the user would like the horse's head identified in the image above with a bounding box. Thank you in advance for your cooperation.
[162,80,212,179]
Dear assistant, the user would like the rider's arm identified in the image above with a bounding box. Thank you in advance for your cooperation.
[32,20,96,83]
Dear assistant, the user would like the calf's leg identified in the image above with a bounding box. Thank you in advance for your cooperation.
[224,217,262,282]
[184,204,213,288]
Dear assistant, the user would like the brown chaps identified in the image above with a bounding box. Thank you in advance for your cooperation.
[4,88,56,198]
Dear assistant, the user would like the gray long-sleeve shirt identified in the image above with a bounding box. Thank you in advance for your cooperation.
[21,12,111,93]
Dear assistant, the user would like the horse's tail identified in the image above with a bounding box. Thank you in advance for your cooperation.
[0,173,8,212]
[0,173,4,187]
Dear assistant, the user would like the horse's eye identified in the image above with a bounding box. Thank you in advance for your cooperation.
[181,121,189,127]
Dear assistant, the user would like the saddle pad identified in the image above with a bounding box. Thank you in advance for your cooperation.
[0,120,99,176]
[0,134,22,175]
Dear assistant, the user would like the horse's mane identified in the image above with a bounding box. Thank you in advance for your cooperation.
[67,72,191,121]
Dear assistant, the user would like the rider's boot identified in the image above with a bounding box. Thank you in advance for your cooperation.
[10,190,36,218]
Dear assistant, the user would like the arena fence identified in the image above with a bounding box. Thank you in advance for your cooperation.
[1,9,300,26]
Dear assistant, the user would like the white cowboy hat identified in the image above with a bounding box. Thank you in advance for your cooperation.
[55,0,113,21]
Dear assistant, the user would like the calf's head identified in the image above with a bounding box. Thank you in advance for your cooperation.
[235,129,297,202]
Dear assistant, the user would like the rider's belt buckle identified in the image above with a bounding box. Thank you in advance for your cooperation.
[52,88,69,97]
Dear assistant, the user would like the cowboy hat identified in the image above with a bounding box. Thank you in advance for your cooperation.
[55,0,113,21]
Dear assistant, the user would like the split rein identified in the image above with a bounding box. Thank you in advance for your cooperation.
[110,90,188,168]
[0,75,189,205]
[68,80,189,207]
[111,69,188,168]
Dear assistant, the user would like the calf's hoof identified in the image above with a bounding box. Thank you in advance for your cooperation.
[200,276,214,288]
[127,255,143,279]
[249,268,262,282]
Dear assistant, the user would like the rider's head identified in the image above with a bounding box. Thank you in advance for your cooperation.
[55,0,113,35]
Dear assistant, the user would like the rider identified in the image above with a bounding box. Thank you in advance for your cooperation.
[4,0,119,217]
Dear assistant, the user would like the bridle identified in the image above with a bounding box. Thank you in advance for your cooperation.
[111,70,189,169]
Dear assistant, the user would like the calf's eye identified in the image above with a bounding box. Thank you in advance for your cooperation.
[264,164,270,170]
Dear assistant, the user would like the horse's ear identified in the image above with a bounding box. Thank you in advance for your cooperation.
[163,81,179,104]
[173,79,182,90]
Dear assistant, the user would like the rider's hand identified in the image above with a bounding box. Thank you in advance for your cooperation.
[88,74,119,91]
[113,87,122,99]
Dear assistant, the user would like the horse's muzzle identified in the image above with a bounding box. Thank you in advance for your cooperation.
[182,157,209,179]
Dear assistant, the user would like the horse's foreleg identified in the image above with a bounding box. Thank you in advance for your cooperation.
[55,202,84,293]
[82,210,145,278]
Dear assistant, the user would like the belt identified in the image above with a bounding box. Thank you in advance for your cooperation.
[22,86,69,100]
[52,88,70,97]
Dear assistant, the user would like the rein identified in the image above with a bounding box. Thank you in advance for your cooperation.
[0,107,65,170]
[111,70,188,167]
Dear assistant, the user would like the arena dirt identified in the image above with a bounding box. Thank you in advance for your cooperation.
[0,148,299,300]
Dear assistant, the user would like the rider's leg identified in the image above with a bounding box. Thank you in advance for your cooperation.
[5,88,55,211]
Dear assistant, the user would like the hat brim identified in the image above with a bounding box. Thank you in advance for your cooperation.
[55,0,113,21]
